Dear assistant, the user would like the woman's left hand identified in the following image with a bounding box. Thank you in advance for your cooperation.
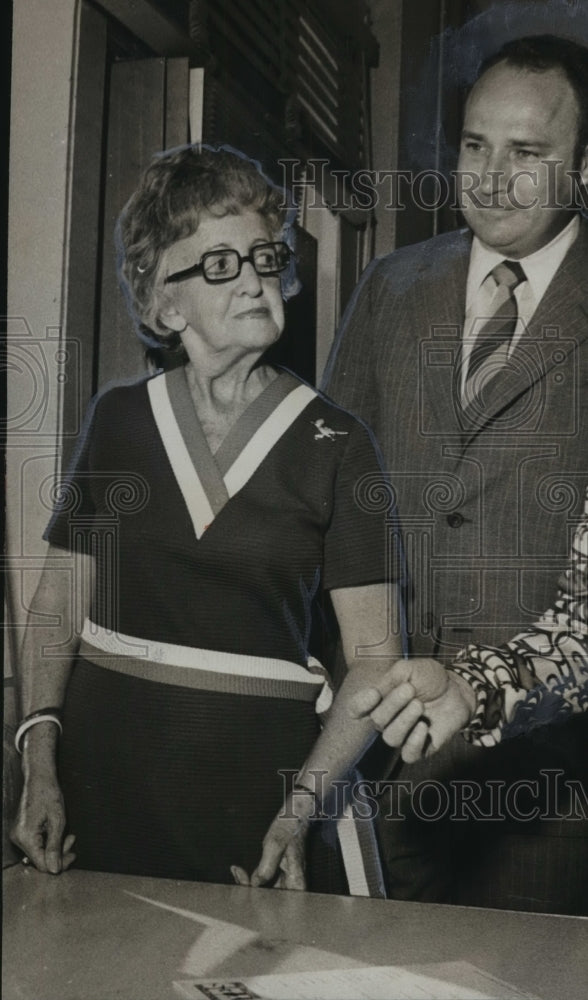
[231,793,314,890]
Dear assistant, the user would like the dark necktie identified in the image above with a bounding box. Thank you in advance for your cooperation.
[467,260,527,385]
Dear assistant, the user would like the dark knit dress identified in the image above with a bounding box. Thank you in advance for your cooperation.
[46,368,395,889]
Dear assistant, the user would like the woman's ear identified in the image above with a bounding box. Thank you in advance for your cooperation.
[156,295,188,334]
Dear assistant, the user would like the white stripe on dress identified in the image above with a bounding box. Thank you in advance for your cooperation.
[81,620,326,687]
[224,384,317,497]
[147,375,214,538]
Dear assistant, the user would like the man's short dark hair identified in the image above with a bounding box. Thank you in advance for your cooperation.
[478,35,588,163]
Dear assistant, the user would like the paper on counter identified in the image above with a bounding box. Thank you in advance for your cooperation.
[173,959,540,999]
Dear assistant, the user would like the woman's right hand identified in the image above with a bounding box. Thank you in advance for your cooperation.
[10,773,76,874]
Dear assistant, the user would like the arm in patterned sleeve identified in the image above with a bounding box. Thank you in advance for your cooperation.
[451,493,588,747]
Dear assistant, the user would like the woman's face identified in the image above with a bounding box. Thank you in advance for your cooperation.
[160,210,285,362]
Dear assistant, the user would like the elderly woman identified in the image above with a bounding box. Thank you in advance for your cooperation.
[11,146,402,893]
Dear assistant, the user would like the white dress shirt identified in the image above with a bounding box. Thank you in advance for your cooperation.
[461,215,579,397]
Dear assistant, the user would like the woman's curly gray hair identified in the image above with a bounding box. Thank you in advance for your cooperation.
[116,144,297,349]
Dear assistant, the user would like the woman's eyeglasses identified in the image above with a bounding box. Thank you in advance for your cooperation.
[164,242,293,285]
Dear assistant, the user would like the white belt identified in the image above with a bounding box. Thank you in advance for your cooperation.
[80,620,333,712]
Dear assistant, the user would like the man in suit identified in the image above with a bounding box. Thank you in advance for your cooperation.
[324,35,588,913]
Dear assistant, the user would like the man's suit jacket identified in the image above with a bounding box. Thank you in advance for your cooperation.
[325,219,588,660]
[324,219,588,913]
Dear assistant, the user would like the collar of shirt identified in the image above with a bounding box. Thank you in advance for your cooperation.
[460,215,579,401]
[466,214,580,317]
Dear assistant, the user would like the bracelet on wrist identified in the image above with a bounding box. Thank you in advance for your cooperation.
[291,782,326,820]
[15,709,63,755]
[20,707,62,724]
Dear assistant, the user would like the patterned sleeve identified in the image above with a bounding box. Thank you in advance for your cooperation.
[450,490,588,747]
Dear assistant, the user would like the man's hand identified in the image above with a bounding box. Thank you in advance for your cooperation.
[349,658,476,762]
[10,772,76,874]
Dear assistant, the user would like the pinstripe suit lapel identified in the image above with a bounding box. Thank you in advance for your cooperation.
[460,219,588,448]
[527,220,588,347]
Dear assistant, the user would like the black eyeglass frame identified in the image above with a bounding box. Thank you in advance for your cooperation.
[164,241,293,285]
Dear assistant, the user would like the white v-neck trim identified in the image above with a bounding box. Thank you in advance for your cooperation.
[148,374,317,540]
[147,375,214,539]
[224,383,317,497]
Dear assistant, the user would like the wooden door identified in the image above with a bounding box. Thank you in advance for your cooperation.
[97,57,190,389]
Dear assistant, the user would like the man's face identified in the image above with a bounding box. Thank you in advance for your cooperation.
[457,62,588,258]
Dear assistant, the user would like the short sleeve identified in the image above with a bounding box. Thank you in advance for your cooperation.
[323,417,400,590]
[43,395,101,552]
